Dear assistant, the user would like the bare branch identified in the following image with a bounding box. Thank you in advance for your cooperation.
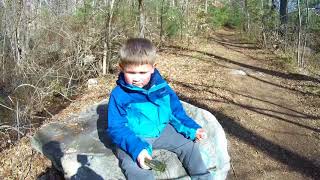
[0,102,14,111]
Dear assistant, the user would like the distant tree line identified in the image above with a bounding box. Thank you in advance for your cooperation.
[238,0,320,68]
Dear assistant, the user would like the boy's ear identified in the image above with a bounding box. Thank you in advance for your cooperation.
[119,64,124,71]
[152,63,157,73]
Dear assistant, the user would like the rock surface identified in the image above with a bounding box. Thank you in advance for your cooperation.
[31,100,230,180]
[229,69,247,76]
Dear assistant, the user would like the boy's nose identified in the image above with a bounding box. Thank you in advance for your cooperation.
[133,74,143,81]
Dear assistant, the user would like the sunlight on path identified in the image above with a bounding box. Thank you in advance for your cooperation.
[158,29,320,180]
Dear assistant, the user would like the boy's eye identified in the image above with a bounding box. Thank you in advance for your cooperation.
[127,71,148,74]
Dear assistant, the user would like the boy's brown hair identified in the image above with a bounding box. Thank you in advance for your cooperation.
[119,38,156,66]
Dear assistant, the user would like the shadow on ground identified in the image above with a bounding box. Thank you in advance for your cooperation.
[162,45,320,83]
[161,45,320,97]
[177,93,320,179]
[161,42,320,178]
[171,80,320,133]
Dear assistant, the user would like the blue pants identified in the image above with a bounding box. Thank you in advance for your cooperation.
[116,124,212,180]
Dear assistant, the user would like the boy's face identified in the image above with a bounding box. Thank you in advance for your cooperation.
[120,64,155,88]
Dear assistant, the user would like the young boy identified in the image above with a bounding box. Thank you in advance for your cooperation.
[107,38,212,180]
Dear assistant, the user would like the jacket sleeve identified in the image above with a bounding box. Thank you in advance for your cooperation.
[107,94,152,161]
[167,86,201,140]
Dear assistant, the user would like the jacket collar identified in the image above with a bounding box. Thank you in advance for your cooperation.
[117,69,167,93]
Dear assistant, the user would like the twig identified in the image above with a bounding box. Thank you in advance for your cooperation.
[16,101,20,140]
[0,102,14,111]
[14,83,38,92]
[0,125,22,134]
[8,95,14,104]
[30,115,48,119]
[231,161,238,180]
[37,24,73,42]
[0,125,31,138]
[67,73,73,96]
[43,107,54,117]
[55,91,74,102]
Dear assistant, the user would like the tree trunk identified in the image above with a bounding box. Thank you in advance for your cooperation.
[1,3,6,82]
[279,0,288,37]
[183,0,189,40]
[280,0,288,24]
[171,0,175,7]
[271,0,276,10]
[244,0,250,32]
[205,0,208,14]
[297,0,302,67]
[102,42,107,75]
[279,0,288,52]
[138,0,145,38]
[103,0,115,75]
[13,0,25,65]
[159,0,165,45]
[301,0,310,68]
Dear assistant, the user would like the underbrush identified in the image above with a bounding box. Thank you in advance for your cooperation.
[0,8,120,149]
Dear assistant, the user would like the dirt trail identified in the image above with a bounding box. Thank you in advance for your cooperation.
[1,29,319,180]
[158,29,320,180]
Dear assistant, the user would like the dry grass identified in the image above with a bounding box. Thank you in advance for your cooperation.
[0,137,51,180]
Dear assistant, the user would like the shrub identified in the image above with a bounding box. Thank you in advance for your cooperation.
[208,6,243,29]
[163,7,184,37]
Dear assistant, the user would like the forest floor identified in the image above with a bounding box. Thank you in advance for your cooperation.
[1,28,320,180]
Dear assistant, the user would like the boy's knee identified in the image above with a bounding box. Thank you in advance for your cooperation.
[183,141,199,153]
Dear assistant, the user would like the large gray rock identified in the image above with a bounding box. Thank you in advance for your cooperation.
[31,100,230,180]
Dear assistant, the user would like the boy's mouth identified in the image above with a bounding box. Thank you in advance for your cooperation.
[133,83,143,87]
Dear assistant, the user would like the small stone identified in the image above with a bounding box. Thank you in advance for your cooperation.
[230,69,247,76]
[83,55,95,65]
[87,79,98,89]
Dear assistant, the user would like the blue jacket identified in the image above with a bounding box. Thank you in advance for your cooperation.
[107,69,201,161]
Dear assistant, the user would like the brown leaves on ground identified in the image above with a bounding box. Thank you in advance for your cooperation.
[0,137,51,180]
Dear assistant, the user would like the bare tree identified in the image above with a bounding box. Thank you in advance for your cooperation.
[138,0,145,38]
[297,0,302,67]
[279,0,288,34]
[103,0,116,75]
[205,0,209,14]
[244,0,250,32]
[159,0,166,45]
[301,0,310,68]
[271,0,276,10]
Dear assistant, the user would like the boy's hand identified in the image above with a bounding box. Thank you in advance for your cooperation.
[195,128,207,142]
[137,149,152,169]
